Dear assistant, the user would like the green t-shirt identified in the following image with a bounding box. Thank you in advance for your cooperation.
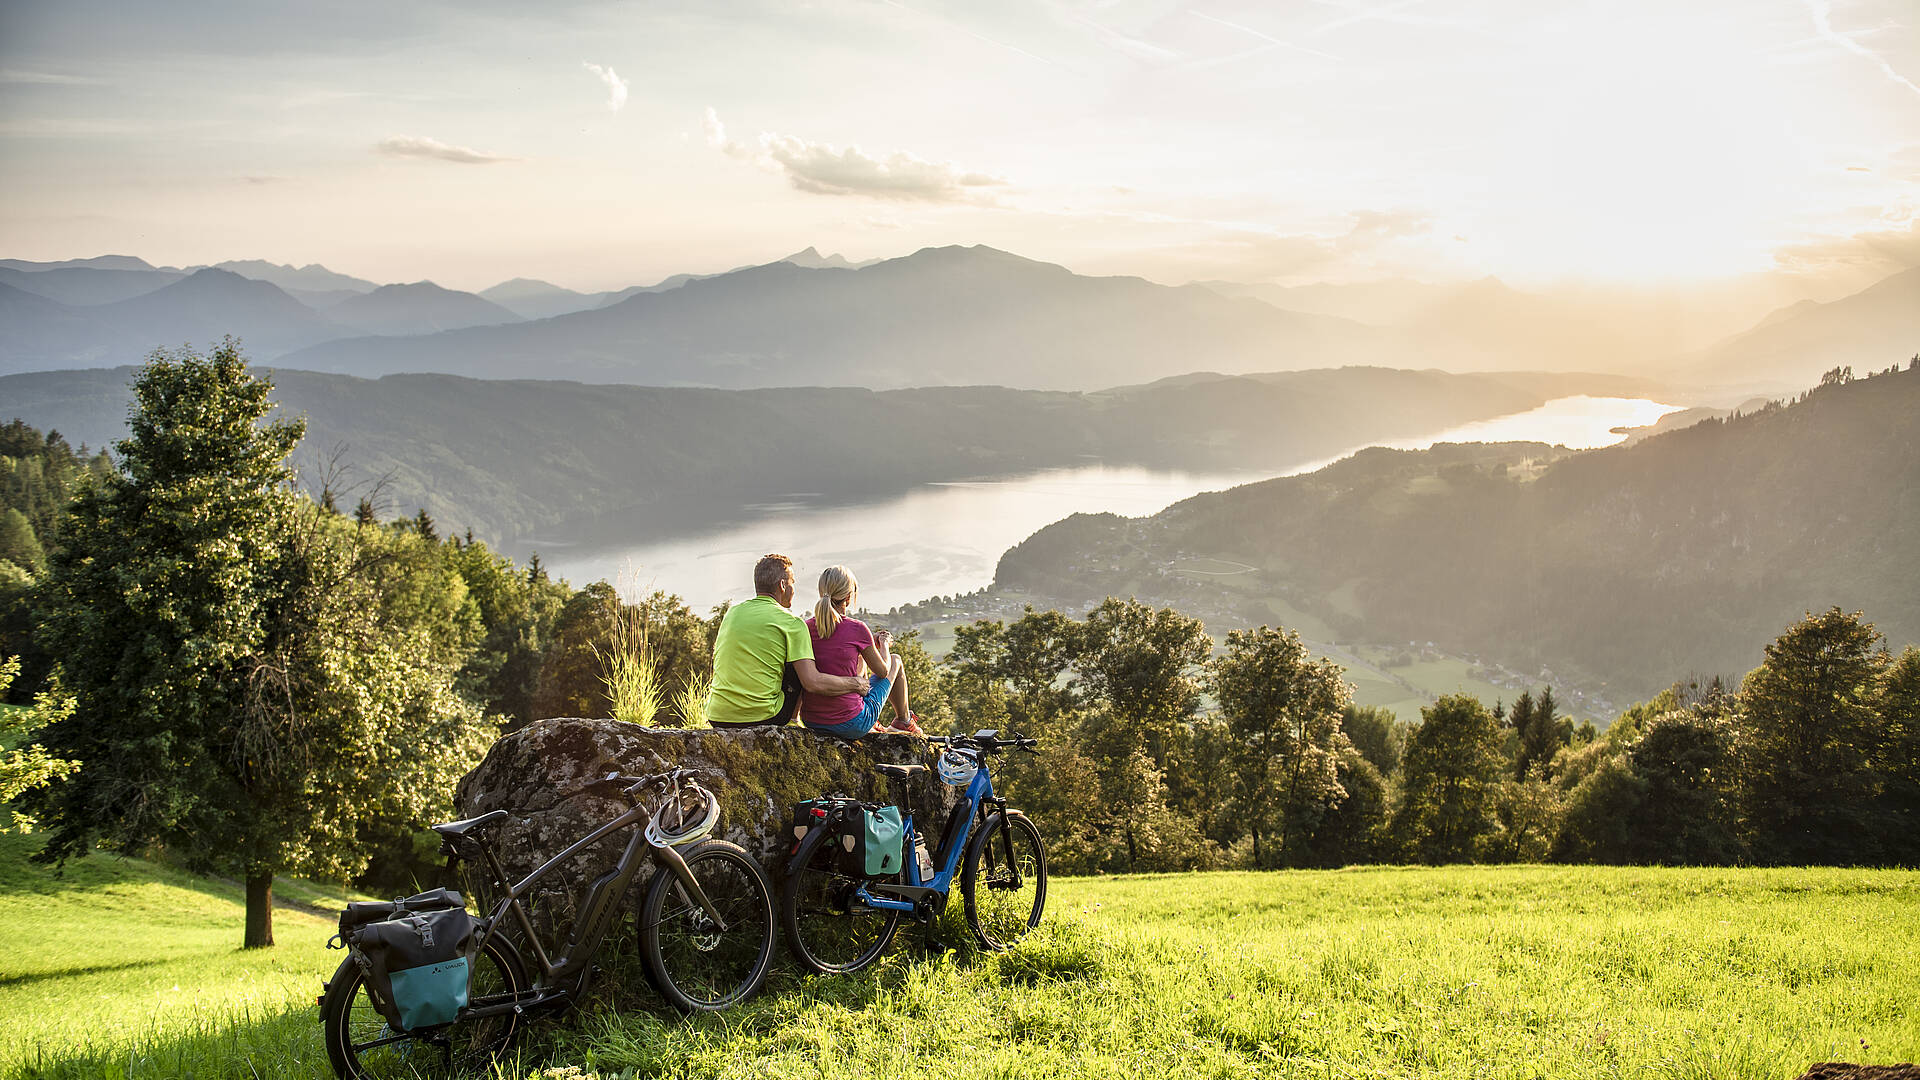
[708,595,815,725]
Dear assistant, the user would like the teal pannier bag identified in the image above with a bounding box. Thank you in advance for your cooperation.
[347,894,477,1030]
[839,805,904,878]
[387,956,471,1030]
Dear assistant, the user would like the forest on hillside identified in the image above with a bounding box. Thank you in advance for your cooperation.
[997,360,1920,700]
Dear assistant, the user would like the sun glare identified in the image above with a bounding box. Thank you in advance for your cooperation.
[1465,10,1815,284]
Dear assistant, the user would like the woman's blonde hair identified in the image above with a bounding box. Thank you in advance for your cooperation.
[813,565,858,640]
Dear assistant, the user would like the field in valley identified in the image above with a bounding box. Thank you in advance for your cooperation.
[2,833,1914,1079]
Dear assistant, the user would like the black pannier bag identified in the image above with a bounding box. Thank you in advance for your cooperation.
[789,799,905,879]
[341,889,477,1031]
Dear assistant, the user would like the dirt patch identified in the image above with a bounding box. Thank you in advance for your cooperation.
[1794,1066,1920,1080]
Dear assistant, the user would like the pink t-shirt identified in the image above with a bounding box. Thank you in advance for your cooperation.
[802,615,874,725]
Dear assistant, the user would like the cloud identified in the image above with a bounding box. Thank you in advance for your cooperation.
[703,110,1006,203]
[582,61,628,111]
[0,69,99,85]
[1805,0,1920,99]
[375,135,516,165]
[1772,215,1920,275]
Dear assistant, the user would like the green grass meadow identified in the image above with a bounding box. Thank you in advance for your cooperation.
[2,832,1915,1079]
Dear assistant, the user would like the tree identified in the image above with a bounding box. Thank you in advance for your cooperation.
[1340,704,1404,778]
[1393,693,1506,862]
[30,342,492,947]
[1738,608,1886,864]
[1625,708,1740,864]
[1874,646,1920,864]
[1211,625,1351,868]
[0,656,78,832]
[1514,686,1572,780]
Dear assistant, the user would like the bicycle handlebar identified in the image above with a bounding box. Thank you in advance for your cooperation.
[927,730,1038,755]
[603,767,710,803]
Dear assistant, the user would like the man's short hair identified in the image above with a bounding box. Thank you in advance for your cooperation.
[754,553,794,595]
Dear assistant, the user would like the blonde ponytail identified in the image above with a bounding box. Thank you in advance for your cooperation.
[813,565,857,640]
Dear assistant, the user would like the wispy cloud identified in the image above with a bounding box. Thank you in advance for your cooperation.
[1805,0,1920,98]
[582,61,629,111]
[375,135,516,165]
[703,109,1006,203]
[1187,11,1341,62]
[0,69,99,85]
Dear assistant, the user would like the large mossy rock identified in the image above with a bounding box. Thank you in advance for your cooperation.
[453,718,958,932]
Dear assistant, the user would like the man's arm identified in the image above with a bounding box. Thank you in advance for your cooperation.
[794,658,868,696]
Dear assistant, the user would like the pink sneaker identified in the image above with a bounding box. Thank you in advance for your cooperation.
[891,713,927,737]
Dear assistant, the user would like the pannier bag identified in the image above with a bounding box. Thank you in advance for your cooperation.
[789,799,904,878]
[839,804,904,878]
[344,890,477,1031]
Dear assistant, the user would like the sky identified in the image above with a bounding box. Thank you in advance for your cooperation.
[2,0,1917,296]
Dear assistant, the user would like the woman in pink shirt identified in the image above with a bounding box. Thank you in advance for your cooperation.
[802,565,925,740]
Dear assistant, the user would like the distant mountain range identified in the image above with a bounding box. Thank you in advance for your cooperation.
[1687,266,1920,392]
[994,364,1920,699]
[2,246,1913,393]
[0,364,1649,550]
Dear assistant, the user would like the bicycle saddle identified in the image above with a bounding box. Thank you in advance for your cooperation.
[430,809,511,838]
[874,763,927,780]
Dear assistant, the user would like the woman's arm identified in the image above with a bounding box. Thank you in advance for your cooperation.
[858,643,890,679]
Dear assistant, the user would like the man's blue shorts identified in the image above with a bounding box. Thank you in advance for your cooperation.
[805,677,891,740]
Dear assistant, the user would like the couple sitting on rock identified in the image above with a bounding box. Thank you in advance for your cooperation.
[708,553,925,740]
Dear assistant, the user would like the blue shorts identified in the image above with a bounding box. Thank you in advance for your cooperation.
[805,677,891,740]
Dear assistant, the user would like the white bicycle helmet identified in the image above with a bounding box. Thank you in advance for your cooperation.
[936,749,979,787]
[646,781,719,847]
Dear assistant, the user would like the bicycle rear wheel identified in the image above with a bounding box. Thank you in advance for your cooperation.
[780,824,901,974]
[962,811,1046,951]
[639,839,775,1011]
[321,936,524,1079]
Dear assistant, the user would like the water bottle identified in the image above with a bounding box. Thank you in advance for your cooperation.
[915,838,934,882]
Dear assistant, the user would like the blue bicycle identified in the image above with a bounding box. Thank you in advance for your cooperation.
[780,729,1047,972]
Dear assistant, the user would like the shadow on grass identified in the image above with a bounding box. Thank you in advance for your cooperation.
[0,957,173,988]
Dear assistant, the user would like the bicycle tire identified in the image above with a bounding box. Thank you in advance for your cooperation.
[779,823,901,974]
[639,838,776,1011]
[321,934,526,1080]
[962,811,1047,951]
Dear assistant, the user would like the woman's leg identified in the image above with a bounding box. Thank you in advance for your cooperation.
[885,653,910,723]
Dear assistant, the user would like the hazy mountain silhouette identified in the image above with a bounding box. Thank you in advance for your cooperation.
[1199,278,1452,325]
[0,255,165,272]
[328,282,523,336]
[1690,265,1920,391]
[0,265,186,306]
[208,260,378,294]
[0,268,341,372]
[478,278,603,320]
[280,245,1391,389]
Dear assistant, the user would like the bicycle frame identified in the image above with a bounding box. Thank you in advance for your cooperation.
[456,795,728,1017]
[853,755,1012,914]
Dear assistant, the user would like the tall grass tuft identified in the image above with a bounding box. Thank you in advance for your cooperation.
[669,667,712,728]
[594,592,661,726]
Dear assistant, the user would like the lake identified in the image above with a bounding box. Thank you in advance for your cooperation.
[542,395,1684,613]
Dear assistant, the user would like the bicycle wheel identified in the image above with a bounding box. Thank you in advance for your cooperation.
[962,811,1046,951]
[321,936,525,1080]
[639,839,776,1011]
[779,824,901,974]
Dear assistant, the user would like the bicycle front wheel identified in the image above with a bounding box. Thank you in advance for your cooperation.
[639,839,775,1011]
[962,811,1047,951]
[321,935,525,1080]
[780,824,901,974]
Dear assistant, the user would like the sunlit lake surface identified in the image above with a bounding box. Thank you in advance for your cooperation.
[542,395,1683,613]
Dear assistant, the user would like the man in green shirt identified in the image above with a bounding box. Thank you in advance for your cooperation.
[709,553,870,727]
